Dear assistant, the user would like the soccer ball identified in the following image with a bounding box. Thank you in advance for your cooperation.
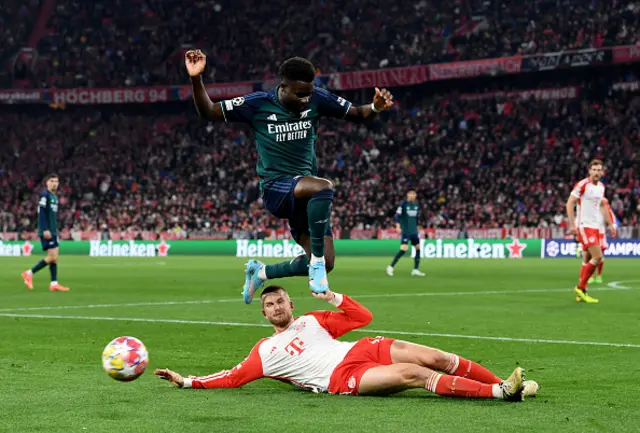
[102,336,148,381]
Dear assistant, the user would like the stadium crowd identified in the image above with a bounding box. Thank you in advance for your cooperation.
[1,0,41,67]
[1,82,638,237]
[4,0,638,88]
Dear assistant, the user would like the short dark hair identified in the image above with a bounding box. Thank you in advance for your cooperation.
[261,285,288,298]
[589,159,603,169]
[45,173,59,182]
[279,57,316,83]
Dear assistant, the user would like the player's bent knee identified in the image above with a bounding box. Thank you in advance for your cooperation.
[400,245,409,252]
[320,178,334,191]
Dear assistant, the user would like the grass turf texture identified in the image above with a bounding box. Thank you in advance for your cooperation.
[1,256,639,433]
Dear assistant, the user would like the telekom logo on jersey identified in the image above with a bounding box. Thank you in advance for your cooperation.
[285,337,306,356]
[267,120,313,142]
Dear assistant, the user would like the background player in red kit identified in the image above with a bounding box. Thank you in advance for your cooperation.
[156,286,539,401]
[566,159,617,303]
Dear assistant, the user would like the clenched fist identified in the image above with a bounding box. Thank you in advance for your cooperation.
[185,49,206,77]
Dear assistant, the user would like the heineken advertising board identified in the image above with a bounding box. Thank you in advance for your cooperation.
[0,239,540,259]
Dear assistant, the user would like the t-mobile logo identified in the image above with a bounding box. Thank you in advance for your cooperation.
[284,337,306,356]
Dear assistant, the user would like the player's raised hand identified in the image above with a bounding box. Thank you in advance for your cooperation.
[373,87,394,112]
[185,49,206,77]
[311,289,337,302]
[155,368,185,388]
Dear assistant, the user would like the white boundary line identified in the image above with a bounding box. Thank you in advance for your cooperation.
[1,280,637,313]
[1,312,639,348]
[0,299,239,312]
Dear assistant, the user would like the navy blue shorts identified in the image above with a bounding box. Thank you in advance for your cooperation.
[40,236,59,251]
[262,176,333,244]
[401,234,420,246]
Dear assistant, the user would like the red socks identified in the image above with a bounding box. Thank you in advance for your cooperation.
[428,374,495,398]
[597,261,604,276]
[578,262,597,290]
[445,354,502,384]
[426,355,504,399]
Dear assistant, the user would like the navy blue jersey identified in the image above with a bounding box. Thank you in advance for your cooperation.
[395,201,419,236]
[219,87,352,189]
[37,190,59,236]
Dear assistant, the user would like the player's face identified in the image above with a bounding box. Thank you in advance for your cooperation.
[47,177,59,192]
[589,164,603,182]
[407,191,417,202]
[261,291,294,327]
[280,81,314,113]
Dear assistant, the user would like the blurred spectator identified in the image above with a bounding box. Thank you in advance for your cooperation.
[0,0,633,88]
[1,79,638,237]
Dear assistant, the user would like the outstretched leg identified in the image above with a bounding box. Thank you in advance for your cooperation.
[358,363,523,400]
[263,234,335,280]
[389,340,502,384]
[243,235,334,304]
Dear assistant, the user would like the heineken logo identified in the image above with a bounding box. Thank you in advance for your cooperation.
[236,240,305,258]
[411,238,527,259]
[235,239,530,259]
[0,240,34,256]
[89,240,171,257]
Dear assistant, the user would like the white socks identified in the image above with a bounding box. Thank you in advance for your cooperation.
[257,266,267,281]
[310,255,324,265]
[491,384,503,398]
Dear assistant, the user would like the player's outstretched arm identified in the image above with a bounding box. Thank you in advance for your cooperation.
[185,50,225,121]
[155,340,266,389]
[309,290,373,338]
[155,368,185,387]
[344,87,394,123]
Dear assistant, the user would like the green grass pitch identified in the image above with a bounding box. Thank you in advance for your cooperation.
[1,256,639,433]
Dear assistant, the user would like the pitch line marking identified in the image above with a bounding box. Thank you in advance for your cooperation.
[1,313,639,348]
[1,281,637,313]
